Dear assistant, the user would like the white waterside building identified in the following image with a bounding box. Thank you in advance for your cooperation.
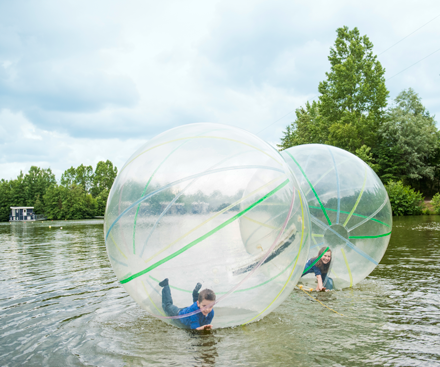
[10,207,37,221]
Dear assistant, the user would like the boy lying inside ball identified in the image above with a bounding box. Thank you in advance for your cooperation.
[159,278,215,330]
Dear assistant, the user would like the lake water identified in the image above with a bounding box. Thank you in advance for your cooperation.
[0,216,439,366]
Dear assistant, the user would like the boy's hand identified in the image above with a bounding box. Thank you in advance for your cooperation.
[196,324,213,331]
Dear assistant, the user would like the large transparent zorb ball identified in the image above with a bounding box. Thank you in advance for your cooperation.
[105,123,310,328]
[281,144,392,289]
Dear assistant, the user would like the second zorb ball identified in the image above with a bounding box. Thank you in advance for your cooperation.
[282,144,392,289]
[104,123,310,328]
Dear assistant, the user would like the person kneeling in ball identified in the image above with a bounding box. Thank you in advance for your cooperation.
[302,247,333,291]
[159,278,215,330]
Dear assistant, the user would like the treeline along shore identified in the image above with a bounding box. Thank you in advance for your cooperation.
[2,26,439,221]
[0,159,246,222]
[0,161,117,222]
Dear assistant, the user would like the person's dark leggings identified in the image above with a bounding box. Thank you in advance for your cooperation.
[162,285,181,316]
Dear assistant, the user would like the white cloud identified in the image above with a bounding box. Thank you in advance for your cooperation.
[0,0,439,180]
[0,109,144,180]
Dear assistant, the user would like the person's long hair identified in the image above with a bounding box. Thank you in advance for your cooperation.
[311,247,332,274]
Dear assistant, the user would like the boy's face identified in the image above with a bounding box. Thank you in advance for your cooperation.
[197,299,214,316]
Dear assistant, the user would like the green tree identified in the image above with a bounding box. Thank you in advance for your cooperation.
[0,167,56,220]
[43,185,64,220]
[43,184,97,220]
[95,188,109,216]
[279,26,388,154]
[374,143,406,184]
[9,171,27,207]
[0,179,12,221]
[61,164,94,193]
[378,88,439,185]
[91,160,118,197]
[319,26,388,152]
[23,166,56,207]
[355,145,379,173]
[278,101,324,149]
[33,195,44,215]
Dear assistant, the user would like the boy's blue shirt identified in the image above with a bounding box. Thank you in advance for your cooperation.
[178,302,214,329]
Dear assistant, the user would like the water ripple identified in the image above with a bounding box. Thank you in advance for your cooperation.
[0,217,439,366]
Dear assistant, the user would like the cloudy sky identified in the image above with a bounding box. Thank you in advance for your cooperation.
[1,0,439,181]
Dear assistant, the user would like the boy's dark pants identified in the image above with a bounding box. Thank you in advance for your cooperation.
[162,285,182,316]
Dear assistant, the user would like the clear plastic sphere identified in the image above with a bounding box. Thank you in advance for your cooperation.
[281,144,392,289]
[105,123,310,328]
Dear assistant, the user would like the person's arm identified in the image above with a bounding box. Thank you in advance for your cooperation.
[311,265,323,291]
[316,274,324,291]
[192,319,212,330]
[196,324,212,331]
[193,310,214,331]
[198,310,214,330]
[207,309,214,325]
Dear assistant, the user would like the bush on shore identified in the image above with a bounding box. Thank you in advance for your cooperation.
[430,193,440,214]
[385,180,424,216]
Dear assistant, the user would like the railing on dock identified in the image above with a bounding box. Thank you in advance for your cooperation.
[9,214,47,221]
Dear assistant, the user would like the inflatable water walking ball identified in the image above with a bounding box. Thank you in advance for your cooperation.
[104,123,310,328]
[282,144,392,289]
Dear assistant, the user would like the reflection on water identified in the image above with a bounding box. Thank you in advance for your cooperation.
[0,217,439,366]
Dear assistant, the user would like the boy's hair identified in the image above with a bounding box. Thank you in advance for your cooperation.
[198,289,216,303]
